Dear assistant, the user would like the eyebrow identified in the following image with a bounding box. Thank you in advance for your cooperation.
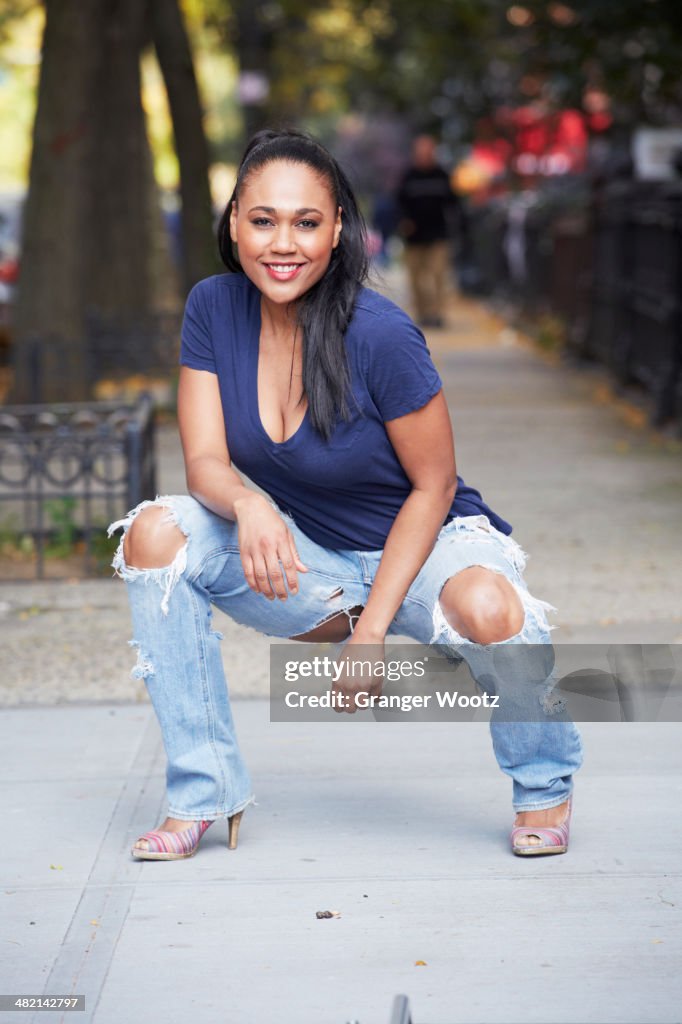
[247,205,324,216]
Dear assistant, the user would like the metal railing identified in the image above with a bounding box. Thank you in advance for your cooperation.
[0,393,156,578]
[462,179,682,430]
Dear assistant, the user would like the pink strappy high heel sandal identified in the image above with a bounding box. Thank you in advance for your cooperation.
[131,811,243,860]
[510,797,572,857]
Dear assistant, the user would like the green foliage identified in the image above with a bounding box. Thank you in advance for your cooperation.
[44,497,78,558]
[534,313,567,352]
[0,1,42,188]
[43,498,118,570]
[204,0,682,146]
[497,0,682,124]
[0,0,37,47]
[0,502,118,575]
[0,511,33,556]
[6,0,682,189]
[88,525,119,573]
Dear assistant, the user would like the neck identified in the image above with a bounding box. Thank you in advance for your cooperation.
[260,293,298,342]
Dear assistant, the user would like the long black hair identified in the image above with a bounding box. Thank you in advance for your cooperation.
[217,128,369,440]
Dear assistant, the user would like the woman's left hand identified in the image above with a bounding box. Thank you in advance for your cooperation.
[330,627,385,714]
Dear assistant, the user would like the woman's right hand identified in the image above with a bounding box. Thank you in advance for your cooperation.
[233,493,308,600]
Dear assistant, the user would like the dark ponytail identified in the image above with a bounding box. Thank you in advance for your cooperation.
[217,129,369,440]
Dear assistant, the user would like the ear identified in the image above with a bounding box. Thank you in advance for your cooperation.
[332,206,343,249]
[229,200,238,243]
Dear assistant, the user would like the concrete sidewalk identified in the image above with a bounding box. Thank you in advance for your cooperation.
[1,270,681,1023]
[2,704,682,1024]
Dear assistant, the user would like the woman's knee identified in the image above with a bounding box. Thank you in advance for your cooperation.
[122,505,186,569]
[439,566,525,645]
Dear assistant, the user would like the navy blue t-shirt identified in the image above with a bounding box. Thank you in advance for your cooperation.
[180,273,512,550]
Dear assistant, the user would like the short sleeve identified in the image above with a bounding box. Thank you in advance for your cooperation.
[180,279,216,373]
[365,310,442,420]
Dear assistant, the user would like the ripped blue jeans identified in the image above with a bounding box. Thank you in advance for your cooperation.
[109,495,583,820]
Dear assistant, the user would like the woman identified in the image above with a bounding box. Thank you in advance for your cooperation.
[109,129,582,861]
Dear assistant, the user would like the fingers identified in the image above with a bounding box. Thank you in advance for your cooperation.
[253,548,286,600]
[289,534,308,574]
[246,553,276,600]
[279,553,299,596]
[285,533,308,591]
[331,677,383,715]
[330,639,385,714]
[331,683,357,715]
[333,691,356,715]
[331,683,383,714]
[241,553,257,594]
[241,531,308,600]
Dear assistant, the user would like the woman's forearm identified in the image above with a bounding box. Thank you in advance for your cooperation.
[185,455,268,522]
[353,484,456,640]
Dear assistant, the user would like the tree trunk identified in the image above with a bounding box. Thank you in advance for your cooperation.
[12,0,104,401]
[150,0,220,293]
[11,0,176,403]
[88,0,155,317]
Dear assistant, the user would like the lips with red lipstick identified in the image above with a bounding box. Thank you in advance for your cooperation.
[262,262,306,281]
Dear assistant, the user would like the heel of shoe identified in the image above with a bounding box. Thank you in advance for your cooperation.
[228,810,243,850]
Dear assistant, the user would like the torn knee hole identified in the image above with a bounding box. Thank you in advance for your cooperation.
[437,565,527,644]
[123,505,187,570]
[111,505,188,614]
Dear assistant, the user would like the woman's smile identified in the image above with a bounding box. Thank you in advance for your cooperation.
[262,262,306,282]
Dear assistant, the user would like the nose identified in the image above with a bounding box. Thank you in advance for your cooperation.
[270,223,297,253]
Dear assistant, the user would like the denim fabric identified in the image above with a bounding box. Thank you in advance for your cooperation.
[109,495,583,818]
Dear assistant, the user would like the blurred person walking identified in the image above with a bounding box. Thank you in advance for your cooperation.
[397,134,460,328]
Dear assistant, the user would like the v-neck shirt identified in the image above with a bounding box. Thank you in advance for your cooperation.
[180,272,512,550]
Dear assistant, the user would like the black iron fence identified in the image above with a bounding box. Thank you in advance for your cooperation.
[0,393,156,578]
[462,179,682,430]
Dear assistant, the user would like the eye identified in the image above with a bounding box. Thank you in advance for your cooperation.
[250,217,274,227]
[297,219,319,229]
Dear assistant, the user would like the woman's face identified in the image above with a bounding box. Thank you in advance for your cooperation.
[229,160,342,307]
